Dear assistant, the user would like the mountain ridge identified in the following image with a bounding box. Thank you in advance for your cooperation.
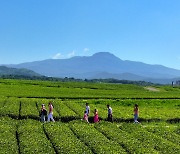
[4,52,180,84]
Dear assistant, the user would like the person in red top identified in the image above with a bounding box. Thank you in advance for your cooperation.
[134,104,139,123]
[48,102,55,122]
[94,109,99,123]
[83,111,89,123]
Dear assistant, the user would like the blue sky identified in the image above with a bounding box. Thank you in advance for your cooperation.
[0,0,180,69]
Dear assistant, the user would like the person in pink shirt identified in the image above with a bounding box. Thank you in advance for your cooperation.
[94,109,99,123]
[134,104,139,123]
[83,111,89,123]
[48,102,55,122]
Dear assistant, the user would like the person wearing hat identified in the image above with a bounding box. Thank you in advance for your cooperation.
[40,104,47,122]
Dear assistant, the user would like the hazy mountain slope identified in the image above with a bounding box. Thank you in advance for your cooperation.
[7,52,180,83]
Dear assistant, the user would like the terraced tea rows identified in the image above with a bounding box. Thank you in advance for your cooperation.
[0,97,179,153]
[0,117,179,154]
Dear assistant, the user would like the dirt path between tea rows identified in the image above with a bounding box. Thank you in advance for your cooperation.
[145,87,160,92]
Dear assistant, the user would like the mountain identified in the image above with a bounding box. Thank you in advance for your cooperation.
[6,52,180,84]
[0,66,41,77]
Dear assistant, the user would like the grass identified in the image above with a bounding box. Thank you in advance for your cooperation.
[0,79,179,153]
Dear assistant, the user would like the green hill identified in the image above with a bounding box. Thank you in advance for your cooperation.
[0,66,41,77]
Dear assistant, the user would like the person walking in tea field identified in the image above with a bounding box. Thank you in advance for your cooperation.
[94,109,99,123]
[40,104,47,122]
[134,104,139,123]
[85,103,90,116]
[107,104,113,122]
[48,102,55,122]
[83,110,89,123]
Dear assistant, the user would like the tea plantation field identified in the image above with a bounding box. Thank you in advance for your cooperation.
[0,79,180,153]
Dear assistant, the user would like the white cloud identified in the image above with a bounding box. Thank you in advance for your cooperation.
[52,51,76,59]
[84,48,90,52]
[67,50,75,58]
[82,48,91,56]
[52,53,63,59]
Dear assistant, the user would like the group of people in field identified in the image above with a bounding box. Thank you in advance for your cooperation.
[40,102,55,122]
[39,102,139,123]
[83,103,139,123]
[82,103,113,123]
